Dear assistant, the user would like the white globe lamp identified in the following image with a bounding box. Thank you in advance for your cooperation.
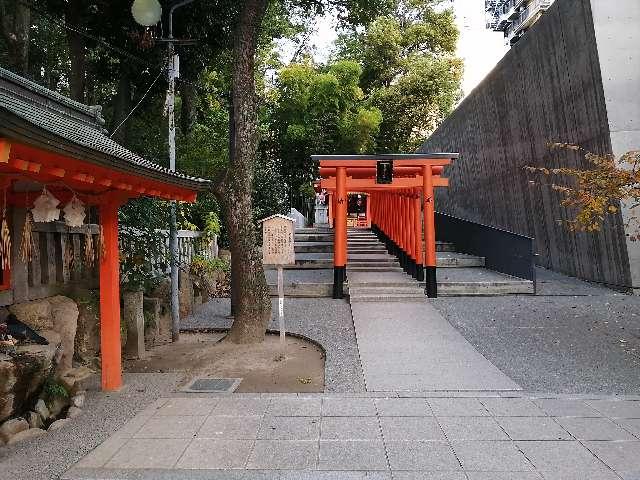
[131,0,162,26]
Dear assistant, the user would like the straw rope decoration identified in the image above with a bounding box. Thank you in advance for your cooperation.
[0,188,11,270]
[84,230,95,267]
[98,225,106,262]
[19,211,35,263]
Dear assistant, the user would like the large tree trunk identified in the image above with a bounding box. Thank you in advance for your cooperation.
[65,1,86,103]
[0,0,30,75]
[221,0,271,344]
[111,74,132,144]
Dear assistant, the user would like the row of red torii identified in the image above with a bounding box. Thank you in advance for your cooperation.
[313,154,458,298]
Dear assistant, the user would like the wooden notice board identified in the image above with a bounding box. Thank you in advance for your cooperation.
[261,214,295,266]
[260,214,296,352]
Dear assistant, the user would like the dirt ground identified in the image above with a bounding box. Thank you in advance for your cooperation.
[125,332,325,393]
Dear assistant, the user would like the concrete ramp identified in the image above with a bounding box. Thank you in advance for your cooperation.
[351,301,521,392]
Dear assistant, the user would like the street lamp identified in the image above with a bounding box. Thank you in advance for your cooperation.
[132,0,195,343]
[131,0,162,26]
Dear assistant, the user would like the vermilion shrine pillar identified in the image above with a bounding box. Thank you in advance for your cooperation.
[333,166,347,298]
[99,196,124,391]
[422,165,437,297]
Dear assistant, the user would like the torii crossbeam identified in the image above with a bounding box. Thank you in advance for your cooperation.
[312,153,458,298]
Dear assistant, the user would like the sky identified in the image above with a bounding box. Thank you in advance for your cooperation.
[277,0,508,98]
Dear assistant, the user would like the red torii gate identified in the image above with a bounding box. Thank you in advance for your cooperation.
[313,154,457,299]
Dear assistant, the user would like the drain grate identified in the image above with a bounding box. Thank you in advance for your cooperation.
[181,377,242,393]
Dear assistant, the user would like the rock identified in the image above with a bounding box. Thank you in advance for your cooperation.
[71,393,85,408]
[179,270,194,319]
[34,399,50,421]
[122,290,145,360]
[66,406,82,418]
[39,330,61,346]
[48,419,69,431]
[59,366,96,395]
[48,296,79,373]
[219,249,231,261]
[0,358,17,393]
[143,297,160,345]
[46,395,69,419]
[0,393,15,423]
[71,289,100,360]
[7,427,45,444]
[26,411,43,429]
[8,300,54,332]
[0,417,29,442]
[0,342,59,423]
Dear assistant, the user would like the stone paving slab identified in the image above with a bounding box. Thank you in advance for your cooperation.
[63,393,640,479]
[350,301,521,392]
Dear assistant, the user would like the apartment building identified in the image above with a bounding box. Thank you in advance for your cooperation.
[486,0,555,45]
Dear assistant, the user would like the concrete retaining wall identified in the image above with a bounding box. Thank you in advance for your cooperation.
[421,0,638,289]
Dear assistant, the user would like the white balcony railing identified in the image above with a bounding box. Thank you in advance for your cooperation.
[519,0,553,29]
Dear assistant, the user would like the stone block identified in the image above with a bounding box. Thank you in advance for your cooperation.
[7,427,45,444]
[179,270,194,319]
[48,296,79,373]
[142,297,160,345]
[0,417,29,442]
[122,290,145,359]
[72,290,100,359]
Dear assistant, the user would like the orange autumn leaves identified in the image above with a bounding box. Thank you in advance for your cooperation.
[525,143,640,237]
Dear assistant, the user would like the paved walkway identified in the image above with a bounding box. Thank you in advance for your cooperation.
[350,300,520,392]
[63,392,640,479]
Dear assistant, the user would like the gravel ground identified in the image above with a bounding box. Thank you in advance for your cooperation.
[182,297,365,393]
[432,268,640,395]
[0,373,181,480]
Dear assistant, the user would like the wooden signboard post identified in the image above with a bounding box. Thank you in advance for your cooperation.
[260,214,296,351]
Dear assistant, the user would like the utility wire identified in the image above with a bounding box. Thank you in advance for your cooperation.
[110,69,165,137]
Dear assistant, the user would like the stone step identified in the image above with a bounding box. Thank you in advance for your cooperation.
[295,242,334,253]
[294,233,334,242]
[347,266,405,272]
[349,293,426,303]
[349,261,400,267]
[295,228,333,235]
[349,286,424,295]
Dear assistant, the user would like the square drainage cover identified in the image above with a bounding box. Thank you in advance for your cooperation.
[182,377,242,393]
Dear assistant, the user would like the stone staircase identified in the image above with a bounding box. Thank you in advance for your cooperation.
[265,227,534,297]
[348,229,480,302]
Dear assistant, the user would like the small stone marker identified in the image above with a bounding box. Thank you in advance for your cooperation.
[260,214,296,351]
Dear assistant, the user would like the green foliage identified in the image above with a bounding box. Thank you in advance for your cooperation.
[119,198,168,292]
[43,376,68,400]
[190,255,230,277]
[267,59,382,200]
[334,0,462,151]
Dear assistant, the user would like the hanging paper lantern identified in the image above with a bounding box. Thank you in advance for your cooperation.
[31,187,61,223]
[63,195,86,227]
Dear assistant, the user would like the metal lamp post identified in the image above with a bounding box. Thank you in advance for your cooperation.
[131,0,195,342]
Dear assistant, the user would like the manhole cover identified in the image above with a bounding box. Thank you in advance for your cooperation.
[181,377,242,393]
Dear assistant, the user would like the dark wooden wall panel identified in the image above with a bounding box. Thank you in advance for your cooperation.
[421,0,632,288]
